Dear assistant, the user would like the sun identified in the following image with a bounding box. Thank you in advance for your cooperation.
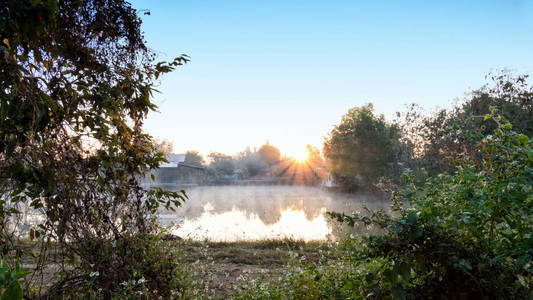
[287,148,309,163]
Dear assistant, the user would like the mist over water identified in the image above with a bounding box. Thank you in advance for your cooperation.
[158,185,390,241]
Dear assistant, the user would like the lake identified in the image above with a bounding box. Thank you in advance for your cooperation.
[158,185,390,242]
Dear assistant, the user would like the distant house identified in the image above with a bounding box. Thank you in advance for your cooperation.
[147,154,207,185]
[160,153,185,168]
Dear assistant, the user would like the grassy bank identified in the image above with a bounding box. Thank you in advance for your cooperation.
[166,238,343,298]
[18,238,344,298]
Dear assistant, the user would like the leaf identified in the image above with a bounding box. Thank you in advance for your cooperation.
[516,134,529,145]
[391,286,407,300]
[1,280,22,300]
[395,262,411,283]
[406,211,420,225]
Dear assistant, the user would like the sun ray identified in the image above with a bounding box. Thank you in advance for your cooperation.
[286,148,309,163]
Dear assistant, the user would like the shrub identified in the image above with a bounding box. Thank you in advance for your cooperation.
[48,232,190,299]
[0,259,28,300]
[329,110,533,299]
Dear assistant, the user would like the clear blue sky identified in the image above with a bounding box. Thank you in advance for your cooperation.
[130,0,533,158]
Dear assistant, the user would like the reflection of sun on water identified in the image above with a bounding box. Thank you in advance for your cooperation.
[174,205,331,242]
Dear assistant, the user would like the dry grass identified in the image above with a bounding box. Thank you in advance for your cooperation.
[173,238,342,297]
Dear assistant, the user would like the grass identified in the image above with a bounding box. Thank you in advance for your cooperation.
[171,238,343,298]
[16,237,346,298]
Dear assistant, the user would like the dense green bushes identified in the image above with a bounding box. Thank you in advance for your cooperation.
[337,111,533,299]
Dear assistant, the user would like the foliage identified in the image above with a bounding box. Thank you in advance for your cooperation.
[328,111,533,299]
[305,144,327,182]
[0,259,28,300]
[305,144,323,166]
[208,152,236,175]
[324,104,402,191]
[184,150,205,166]
[154,138,174,156]
[235,148,268,177]
[397,72,533,172]
[258,142,281,166]
[233,111,532,300]
[48,232,190,299]
[0,0,188,296]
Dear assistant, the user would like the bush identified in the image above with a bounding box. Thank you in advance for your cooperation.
[48,232,190,299]
[329,110,533,299]
[0,259,28,300]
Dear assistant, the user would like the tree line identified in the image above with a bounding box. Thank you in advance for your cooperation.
[156,141,326,185]
[324,72,533,193]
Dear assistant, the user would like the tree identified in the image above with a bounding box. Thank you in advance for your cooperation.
[399,72,533,171]
[258,141,281,166]
[235,147,268,177]
[0,0,188,297]
[306,144,323,166]
[207,152,235,175]
[323,104,401,191]
[184,150,204,166]
[154,138,174,155]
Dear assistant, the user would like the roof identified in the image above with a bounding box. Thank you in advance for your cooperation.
[178,162,205,170]
[166,153,185,163]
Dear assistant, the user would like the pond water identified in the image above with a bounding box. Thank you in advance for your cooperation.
[158,185,390,242]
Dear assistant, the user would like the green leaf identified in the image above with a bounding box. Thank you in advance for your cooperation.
[516,134,529,145]
[1,280,22,300]
[406,211,420,225]
[391,286,407,300]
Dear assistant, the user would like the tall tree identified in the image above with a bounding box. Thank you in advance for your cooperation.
[0,0,187,296]
[184,150,204,166]
[323,104,401,191]
[258,141,281,166]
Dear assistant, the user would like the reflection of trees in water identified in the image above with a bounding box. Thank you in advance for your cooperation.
[170,186,388,225]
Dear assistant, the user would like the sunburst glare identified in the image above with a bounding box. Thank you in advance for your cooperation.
[287,148,309,163]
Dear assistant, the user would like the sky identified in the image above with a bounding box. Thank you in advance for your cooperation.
[130,0,533,159]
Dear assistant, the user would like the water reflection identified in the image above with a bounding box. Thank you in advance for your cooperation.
[159,185,389,241]
[174,205,331,241]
